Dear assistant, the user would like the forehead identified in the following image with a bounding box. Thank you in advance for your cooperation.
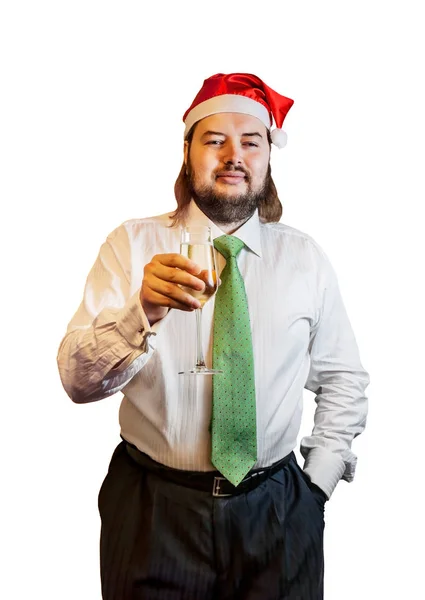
[194,112,269,137]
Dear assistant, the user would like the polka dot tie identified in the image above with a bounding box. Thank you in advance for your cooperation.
[212,235,257,487]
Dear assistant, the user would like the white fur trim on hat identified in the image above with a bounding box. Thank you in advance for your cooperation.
[183,94,271,137]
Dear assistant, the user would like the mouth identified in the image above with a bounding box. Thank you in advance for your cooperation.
[215,171,247,185]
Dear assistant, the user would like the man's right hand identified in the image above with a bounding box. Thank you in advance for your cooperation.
[140,254,205,325]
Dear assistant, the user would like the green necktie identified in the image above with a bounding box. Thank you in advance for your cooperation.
[211,235,257,486]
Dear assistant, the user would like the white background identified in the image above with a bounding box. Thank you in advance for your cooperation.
[1,1,424,598]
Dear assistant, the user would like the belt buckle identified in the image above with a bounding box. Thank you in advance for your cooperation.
[212,476,232,497]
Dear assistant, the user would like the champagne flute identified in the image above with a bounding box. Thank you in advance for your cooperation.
[179,226,222,375]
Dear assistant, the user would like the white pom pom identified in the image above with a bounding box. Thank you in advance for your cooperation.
[270,128,287,148]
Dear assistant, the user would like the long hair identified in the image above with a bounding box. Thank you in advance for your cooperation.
[170,126,282,227]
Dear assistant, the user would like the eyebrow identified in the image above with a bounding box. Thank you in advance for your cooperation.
[201,130,264,139]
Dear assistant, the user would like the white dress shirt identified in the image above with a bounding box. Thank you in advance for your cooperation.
[57,201,369,498]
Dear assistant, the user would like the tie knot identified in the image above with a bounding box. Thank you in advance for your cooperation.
[214,235,245,259]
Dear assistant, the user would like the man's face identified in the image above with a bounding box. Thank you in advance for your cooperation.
[184,112,271,225]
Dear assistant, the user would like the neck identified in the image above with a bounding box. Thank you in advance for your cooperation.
[191,197,257,235]
[193,201,254,234]
[214,218,250,235]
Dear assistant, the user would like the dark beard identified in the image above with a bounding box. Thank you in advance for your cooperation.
[187,164,269,226]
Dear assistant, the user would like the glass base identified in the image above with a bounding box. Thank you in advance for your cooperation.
[178,367,223,375]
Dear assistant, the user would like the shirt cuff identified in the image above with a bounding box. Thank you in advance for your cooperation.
[302,446,346,499]
[116,292,155,349]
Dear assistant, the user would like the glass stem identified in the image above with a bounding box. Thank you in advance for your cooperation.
[195,308,206,368]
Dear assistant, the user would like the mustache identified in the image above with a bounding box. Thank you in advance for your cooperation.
[214,165,250,179]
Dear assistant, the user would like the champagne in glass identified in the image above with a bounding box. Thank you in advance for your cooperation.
[179,226,222,375]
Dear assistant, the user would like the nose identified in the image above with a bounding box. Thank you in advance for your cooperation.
[222,140,242,165]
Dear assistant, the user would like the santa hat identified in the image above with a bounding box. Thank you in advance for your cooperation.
[183,73,294,148]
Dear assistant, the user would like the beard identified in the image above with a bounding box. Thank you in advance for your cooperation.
[187,161,271,226]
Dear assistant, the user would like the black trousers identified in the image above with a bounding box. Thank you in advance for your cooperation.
[98,441,325,600]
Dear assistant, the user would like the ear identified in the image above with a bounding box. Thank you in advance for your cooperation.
[183,140,189,166]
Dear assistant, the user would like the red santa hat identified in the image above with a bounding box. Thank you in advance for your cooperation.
[183,73,294,148]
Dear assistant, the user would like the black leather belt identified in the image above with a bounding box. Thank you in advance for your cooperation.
[124,441,294,497]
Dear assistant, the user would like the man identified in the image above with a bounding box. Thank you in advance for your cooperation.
[57,73,370,599]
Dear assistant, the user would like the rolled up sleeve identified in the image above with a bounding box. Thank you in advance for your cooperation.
[57,226,157,404]
[301,258,370,499]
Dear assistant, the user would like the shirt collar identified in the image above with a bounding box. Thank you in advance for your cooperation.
[184,200,262,258]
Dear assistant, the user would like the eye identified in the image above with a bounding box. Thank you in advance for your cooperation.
[205,140,224,146]
[242,141,259,148]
